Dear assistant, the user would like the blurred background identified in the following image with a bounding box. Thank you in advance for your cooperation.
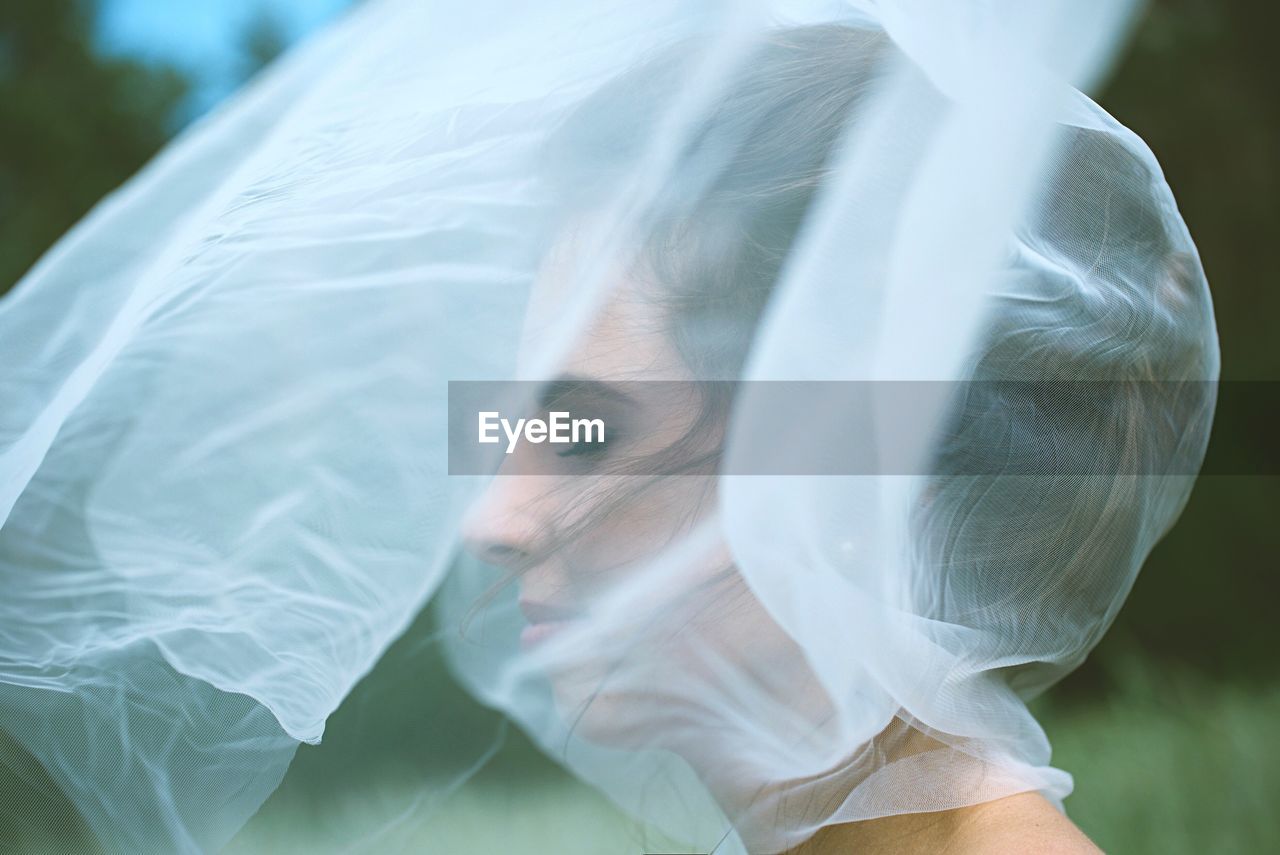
[1,1,1276,852]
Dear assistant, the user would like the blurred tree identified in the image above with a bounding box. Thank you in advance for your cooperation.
[238,9,289,82]
[0,0,189,294]
[1101,0,1279,379]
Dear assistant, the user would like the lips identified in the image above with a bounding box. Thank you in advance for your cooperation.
[517,598,583,648]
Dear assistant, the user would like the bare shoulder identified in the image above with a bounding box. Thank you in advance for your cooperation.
[941,792,1103,854]
[789,792,1102,854]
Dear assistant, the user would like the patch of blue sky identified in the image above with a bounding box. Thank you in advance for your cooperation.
[95,0,355,119]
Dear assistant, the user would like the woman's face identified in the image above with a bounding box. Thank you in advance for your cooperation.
[459,241,833,753]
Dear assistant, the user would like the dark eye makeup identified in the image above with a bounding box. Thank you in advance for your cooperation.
[554,429,613,459]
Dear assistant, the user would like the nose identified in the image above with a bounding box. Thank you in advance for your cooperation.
[460,475,550,570]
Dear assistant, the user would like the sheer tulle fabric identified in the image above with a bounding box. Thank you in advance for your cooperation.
[0,0,1216,851]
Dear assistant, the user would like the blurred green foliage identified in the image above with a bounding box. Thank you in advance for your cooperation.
[226,678,1280,853]
[235,602,1280,851]
[0,0,188,292]
[1037,665,1280,854]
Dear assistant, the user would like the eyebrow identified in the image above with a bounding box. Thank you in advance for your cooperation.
[537,374,639,410]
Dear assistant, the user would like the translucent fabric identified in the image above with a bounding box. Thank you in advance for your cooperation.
[0,0,1217,852]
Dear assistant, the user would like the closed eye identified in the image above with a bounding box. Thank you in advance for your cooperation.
[555,431,610,458]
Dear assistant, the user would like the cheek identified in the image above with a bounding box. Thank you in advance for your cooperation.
[556,476,717,571]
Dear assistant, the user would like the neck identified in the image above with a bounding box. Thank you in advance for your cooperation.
[671,719,1099,854]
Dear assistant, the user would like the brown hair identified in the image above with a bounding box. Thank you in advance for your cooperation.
[471,22,1214,705]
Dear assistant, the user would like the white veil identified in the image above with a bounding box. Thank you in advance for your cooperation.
[0,0,1217,851]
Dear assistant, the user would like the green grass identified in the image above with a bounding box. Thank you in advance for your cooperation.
[1037,678,1280,854]
[6,673,1277,852]
[227,675,1280,854]
[228,770,688,855]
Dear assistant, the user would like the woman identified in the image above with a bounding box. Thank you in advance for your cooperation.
[0,2,1214,852]
[452,22,1214,855]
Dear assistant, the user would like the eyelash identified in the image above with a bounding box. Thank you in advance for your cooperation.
[554,434,610,459]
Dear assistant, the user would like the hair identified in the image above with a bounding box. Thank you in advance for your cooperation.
[542,24,888,379]
[483,23,1214,699]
